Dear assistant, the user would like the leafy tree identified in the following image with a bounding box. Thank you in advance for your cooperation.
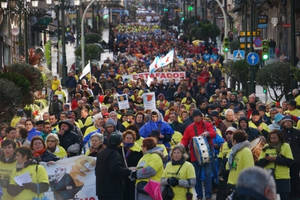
[85,32,102,44]
[6,63,44,91]
[256,62,291,102]
[0,79,22,123]
[182,18,220,42]
[75,44,103,64]
[224,60,250,92]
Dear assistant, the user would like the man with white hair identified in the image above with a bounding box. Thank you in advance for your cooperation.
[221,109,237,135]
[233,167,277,200]
[83,113,104,151]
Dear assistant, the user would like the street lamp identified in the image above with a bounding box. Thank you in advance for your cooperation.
[0,1,8,9]
[74,0,80,6]
[31,0,38,7]
[46,0,52,5]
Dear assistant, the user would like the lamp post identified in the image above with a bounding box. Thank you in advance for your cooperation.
[81,0,98,70]
[53,0,67,84]
[74,0,80,71]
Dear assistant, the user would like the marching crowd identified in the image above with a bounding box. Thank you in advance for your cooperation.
[0,24,300,200]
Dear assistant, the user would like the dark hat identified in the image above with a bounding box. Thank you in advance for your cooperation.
[239,116,248,123]
[252,110,260,116]
[105,118,116,128]
[288,100,296,107]
[192,109,203,118]
[108,132,122,146]
[58,120,74,130]
[280,116,293,124]
[210,111,219,117]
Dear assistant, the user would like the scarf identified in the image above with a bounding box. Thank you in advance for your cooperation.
[264,143,282,154]
[228,141,250,170]
[123,142,134,149]
[171,158,185,165]
[33,148,46,158]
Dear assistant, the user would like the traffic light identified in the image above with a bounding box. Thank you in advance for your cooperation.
[263,86,267,94]
[223,38,229,52]
[188,6,193,11]
[262,40,269,60]
[163,8,168,12]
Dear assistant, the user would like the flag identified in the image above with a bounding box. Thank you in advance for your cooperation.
[158,49,174,68]
[80,61,91,79]
[149,56,161,74]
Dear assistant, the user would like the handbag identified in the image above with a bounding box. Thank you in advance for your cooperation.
[162,163,185,200]
[32,165,49,200]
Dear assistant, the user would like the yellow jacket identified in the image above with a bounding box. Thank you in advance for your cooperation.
[218,142,232,159]
[53,145,67,159]
[226,147,254,185]
[258,143,293,179]
[0,160,16,200]
[9,164,49,200]
[249,121,270,133]
[51,79,60,91]
[136,150,164,184]
[161,161,196,200]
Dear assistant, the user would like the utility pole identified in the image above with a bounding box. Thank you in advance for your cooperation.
[24,10,29,63]
[61,0,67,85]
[290,0,296,89]
[56,4,60,75]
[81,0,98,71]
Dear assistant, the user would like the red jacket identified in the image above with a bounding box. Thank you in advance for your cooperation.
[181,121,216,162]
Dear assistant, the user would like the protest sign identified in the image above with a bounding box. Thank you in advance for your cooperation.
[117,94,130,110]
[123,72,185,83]
[44,155,97,200]
[143,92,156,110]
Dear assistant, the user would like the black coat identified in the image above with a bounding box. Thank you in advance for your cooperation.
[58,130,81,157]
[282,127,300,162]
[96,146,131,199]
[39,150,59,162]
[119,147,143,200]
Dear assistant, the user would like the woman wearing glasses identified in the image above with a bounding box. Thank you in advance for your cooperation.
[46,133,67,159]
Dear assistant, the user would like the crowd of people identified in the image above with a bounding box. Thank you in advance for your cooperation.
[0,23,300,200]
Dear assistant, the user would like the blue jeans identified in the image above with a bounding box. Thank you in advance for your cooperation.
[192,162,213,199]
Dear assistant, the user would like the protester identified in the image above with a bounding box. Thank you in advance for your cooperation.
[280,116,300,200]
[132,137,164,200]
[0,140,16,200]
[95,133,131,200]
[58,120,81,157]
[139,110,174,147]
[257,130,293,200]
[7,147,49,200]
[233,167,277,200]
[161,145,196,200]
[181,109,216,200]
[226,130,254,188]
[86,133,105,156]
[120,130,143,200]
[45,133,67,159]
[30,136,59,163]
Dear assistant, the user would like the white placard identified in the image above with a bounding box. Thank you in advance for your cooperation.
[143,92,156,110]
[117,94,130,110]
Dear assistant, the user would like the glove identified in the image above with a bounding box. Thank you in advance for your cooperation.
[129,170,137,181]
[167,177,179,187]
[23,183,37,192]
